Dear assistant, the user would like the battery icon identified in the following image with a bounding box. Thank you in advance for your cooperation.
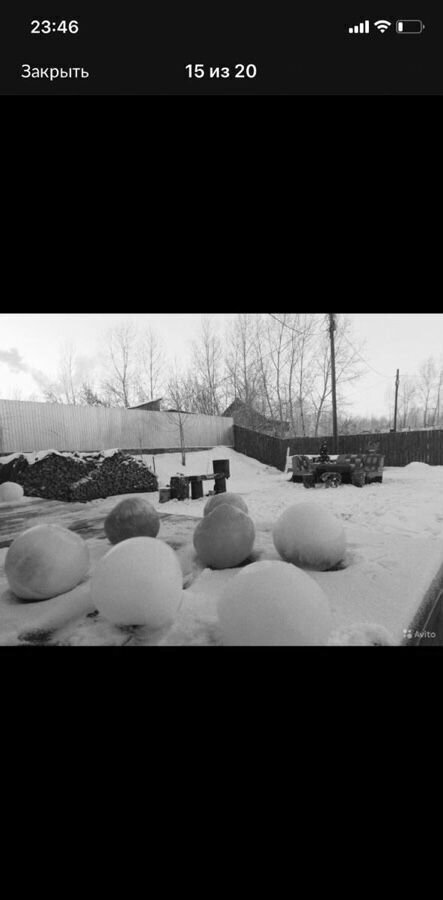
[396,20,425,33]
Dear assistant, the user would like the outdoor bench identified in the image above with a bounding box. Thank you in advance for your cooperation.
[290,453,385,486]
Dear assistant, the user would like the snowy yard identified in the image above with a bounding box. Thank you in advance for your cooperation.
[149,446,443,538]
[1,446,443,645]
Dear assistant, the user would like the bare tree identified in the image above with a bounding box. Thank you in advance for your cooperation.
[39,342,80,405]
[9,386,24,401]
[79,382,110,407]
[417,357,437,427]
[42,387,63,404]
[249,313,320,436]
[168,312,366,439]
[432,360,443,427]
[136,327,165,402]
[253,315,277,422]
[165,369,194,466]
[191,317,223,415]
[284,316,299,434]
[264,313,289,434]
[58,341,80,405]
[308,316,365,437]
[102,321,138,407]
[282,313,319,436]
[224,314,259,408]
[398,376,416,430]
[39,342,98,407]
[295,314,320,436]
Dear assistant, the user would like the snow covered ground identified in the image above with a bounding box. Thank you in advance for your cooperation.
[145,448,443,644]
[1,447,443,645]
[147,448,443,539]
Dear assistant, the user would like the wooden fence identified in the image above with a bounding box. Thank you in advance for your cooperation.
[233,426,290,471]
[0,399,234,454]
[233,425,443,471]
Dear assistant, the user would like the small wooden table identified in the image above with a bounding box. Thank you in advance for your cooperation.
[171,472,228,500]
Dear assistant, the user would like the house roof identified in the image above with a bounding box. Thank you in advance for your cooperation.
[128,398,163,411]
[223,399,289,429]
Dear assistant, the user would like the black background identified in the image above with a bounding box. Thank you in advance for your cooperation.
[0,1,441,94]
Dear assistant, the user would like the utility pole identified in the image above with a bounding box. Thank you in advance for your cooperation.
[329,313,338,453]
[393,369,400,432]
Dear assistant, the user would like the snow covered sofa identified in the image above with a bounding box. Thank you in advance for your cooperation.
[290,455,314,483]
[291,453,384,485]
[336,454,384,484]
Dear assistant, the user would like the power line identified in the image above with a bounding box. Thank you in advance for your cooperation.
[246,315,384,381]
[340,333,396,380]
[350,378,395,394]
[214,315,412,399]
[223,316,392,389]
[266,313,316,337]
[267,312,402,381]
[341,331,415,382]
[268,313,391,377]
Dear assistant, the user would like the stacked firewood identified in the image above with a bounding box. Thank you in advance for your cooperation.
[69,453,158,502]
[0,451,158,502]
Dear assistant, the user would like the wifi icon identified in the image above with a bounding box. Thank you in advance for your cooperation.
[374,20,392,32]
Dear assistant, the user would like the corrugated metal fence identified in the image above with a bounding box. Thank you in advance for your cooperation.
[234,424,443,470]
[0,399,234,454]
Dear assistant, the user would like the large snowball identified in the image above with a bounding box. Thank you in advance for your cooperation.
[204,493,249,517]
[193,505,255,569]
[273,502,346,571]
[217,560,332,645]
[5,524,89,601]
[105,496,160,544]
[0,482,24,503]
[90,537,183,628]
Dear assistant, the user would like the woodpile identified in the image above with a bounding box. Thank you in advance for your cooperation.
[0,451,158,502]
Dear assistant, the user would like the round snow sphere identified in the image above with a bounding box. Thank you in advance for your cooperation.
[5,524,89,601]
[105,496,160,545]
[204,492,249,517]
[217,560,332,646]
[0,482,24,503]
[193,504,255,570]
[90,537,183,628]
[273,502,346,571]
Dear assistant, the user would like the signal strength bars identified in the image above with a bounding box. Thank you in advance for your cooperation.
[349,20,370,33]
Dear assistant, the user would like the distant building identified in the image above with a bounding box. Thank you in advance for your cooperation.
[223,399,290,436]
[128,398,163,412]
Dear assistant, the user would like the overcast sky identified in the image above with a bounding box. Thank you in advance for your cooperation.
[0,313,442,418]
